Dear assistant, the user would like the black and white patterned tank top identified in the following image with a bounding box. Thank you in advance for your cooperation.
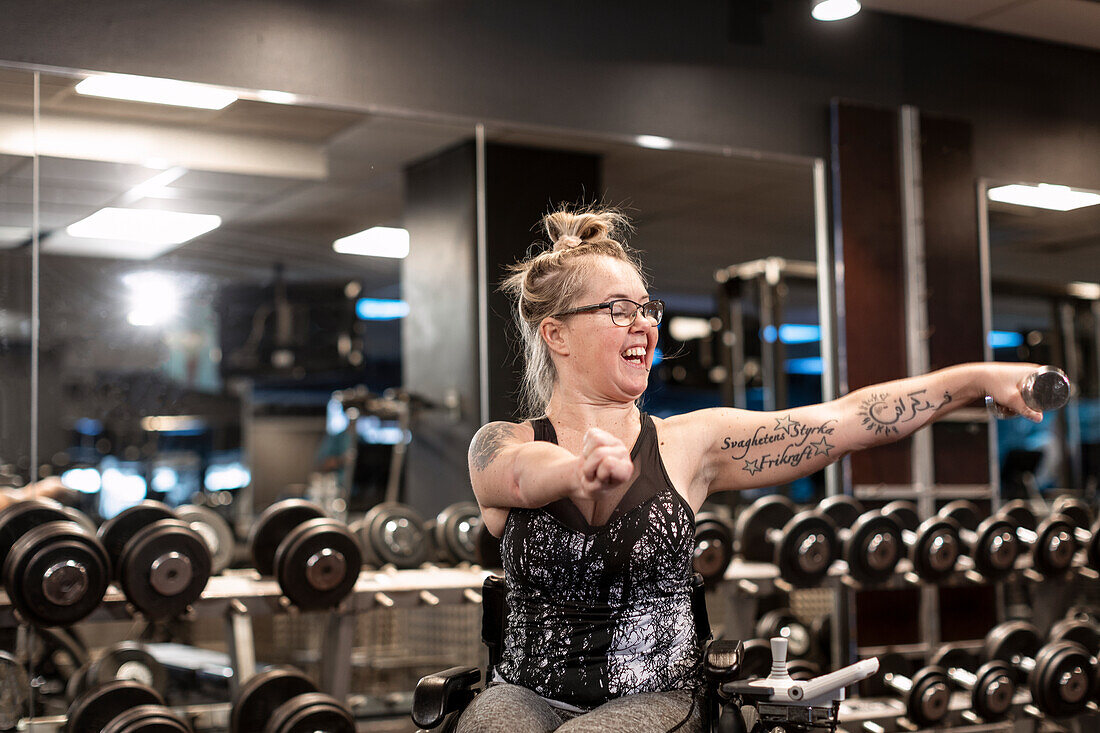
[494,413,703,710]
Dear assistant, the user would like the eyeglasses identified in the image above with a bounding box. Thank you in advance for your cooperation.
[553,299,664,327]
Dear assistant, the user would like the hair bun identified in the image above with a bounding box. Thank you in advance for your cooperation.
[554,234,583,251]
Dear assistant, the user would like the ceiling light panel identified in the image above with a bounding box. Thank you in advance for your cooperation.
[75,73,238,110]
[988,183,1100,211]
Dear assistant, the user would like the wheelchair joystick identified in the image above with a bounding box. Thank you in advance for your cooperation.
[724,637,880,731]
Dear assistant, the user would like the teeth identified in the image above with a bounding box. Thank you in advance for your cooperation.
[622,347,646,358]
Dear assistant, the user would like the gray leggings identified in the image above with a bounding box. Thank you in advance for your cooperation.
[454,683,704,733]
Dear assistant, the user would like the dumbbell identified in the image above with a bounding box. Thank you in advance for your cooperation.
[996,499,1078,577]
[693,509,734,584]
[431,501,483,565]
[818,496,903,585]
[862,653,951,728]
[1005,497,1100,572]
[230,666,354,733]
[983,620,1093,717]
[67,642,168,702]
[938,500,1020,581]
[734,495,838,587]
[754,609,814,661]
[65,679,191,733]
[985,364,1071,418]
[1048,615,1100,700]
[250,499,361,610]
[174,504,235,574]
[882,500,962,581]
[97,501,212,621]
[0,500,110,627]
[349,501,429,569]
[930,646,1016,723]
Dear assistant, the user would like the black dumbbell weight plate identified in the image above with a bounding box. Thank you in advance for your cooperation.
[435,502,483,565]
[972,516,1020,580]
[910,516,961,581]
[1031,515,1077,576]
[0,501,72,570]
[882,501,920,533]
[6,521,110,627]
[1088,517,1100,571]
[939,500,981,533]
[231,666,317,733]
[86,643,168,697]
[774,511,837,587]
[274,518,362,610]
[755,609,812,659]
[971,660,1016,722]
[906,666,950,727]
[118,519,212,620]
[267,692,356,733]
[983,621,1042,672]
[362,502,429,569]
[844,512,903,585]
[734,495,796,563]
[97,502,177,577]
[929,646,978,673]
[1051,496,1092,530]
[0,651,29,730]
[693,511,734,584]
[1030,640,1093,717]
[174,505,235,575]
[817,495,865,530]
[1049,618,1100,656]
[250,500,327,576]
[66,679,166,733]
[101,705,192,733]
[1000,499,1039,532]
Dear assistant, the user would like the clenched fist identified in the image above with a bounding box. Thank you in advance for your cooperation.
[574,427,637,500]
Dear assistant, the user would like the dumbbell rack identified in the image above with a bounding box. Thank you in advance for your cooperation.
[1,565,493,732]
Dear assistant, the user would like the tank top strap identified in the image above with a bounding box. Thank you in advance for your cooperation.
[530,416,558,444]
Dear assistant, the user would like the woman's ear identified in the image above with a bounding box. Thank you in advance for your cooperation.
[541,317,570,357]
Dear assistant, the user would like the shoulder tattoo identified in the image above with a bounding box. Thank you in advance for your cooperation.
[469,423,521,472]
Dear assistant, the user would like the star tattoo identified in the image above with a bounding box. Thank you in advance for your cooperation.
[810,437,834,457]
[743,458,762,476]
[774,414,800,435]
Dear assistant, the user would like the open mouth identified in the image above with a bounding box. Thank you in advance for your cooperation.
[621,346,647,367]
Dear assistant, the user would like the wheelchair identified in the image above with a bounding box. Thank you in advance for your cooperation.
[411,573,746,732]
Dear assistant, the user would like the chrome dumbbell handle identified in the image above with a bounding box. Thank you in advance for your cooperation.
[986,365,1070,418]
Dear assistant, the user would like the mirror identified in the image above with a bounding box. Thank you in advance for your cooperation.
[984,180,1100,497]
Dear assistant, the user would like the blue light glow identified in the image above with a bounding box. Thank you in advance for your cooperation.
[786,357,824,375]
[653,347,663,366]
[61,467,101,494]
[761,325,778,343]
[73,418,103,436]
[356,298,409,320]
[204,462,251,491]
[778,324,821,344]
[988,331,1024,349]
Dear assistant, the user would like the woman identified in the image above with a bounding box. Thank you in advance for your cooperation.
[460,207,1041,733]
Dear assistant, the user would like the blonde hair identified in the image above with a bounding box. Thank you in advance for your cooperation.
[501,205,647,418]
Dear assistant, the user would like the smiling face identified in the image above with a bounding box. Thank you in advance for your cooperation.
[542,255,659,404]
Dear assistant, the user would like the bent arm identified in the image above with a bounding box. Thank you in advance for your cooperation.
[468,421,581,511]
[695,362,1038,494]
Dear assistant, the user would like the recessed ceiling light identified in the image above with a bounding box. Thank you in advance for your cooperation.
[333,227,410,258]
[75,73,237,110]
[635,135,674,150]
[256,89,300,105]
[812,0,861,21]
[67,208,221,245]
[987,183,1100,212]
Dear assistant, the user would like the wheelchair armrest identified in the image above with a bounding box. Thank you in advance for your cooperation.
[412,665,482,729]
[704,639,743,684]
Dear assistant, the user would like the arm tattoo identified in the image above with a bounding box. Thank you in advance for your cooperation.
[469,423,520,472]
[857,389,952,436]
[720,415,838,475]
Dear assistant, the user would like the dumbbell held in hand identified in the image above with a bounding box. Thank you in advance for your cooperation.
[986,365,1071,420]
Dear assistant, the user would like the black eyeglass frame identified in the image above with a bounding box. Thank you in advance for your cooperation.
[552,299,665,327]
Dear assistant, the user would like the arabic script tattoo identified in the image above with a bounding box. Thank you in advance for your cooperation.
[858,389,953,436]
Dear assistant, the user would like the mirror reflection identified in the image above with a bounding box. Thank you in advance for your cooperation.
[986,181,1100,496]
